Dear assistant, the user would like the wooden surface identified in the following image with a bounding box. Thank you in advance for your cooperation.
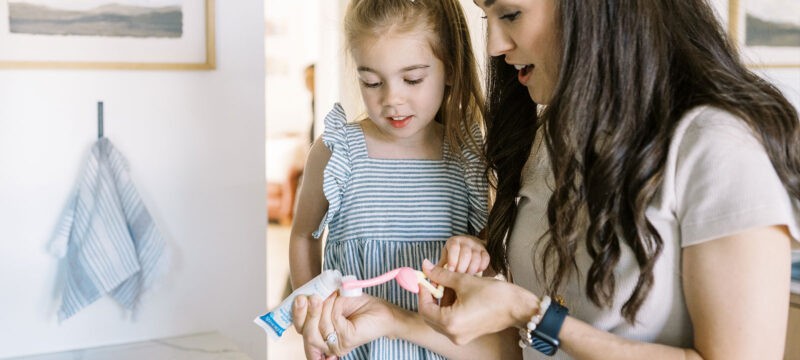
[787,303,800,360]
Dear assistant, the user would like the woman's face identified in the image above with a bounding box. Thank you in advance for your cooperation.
[475,0,560,105]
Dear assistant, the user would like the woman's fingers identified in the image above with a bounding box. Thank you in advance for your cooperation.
[422,259,460,288]
[417,279,447,333]
[293,296,309,333]
[419,260,461,331]
[301,296,330,360]
[319,293,342,357]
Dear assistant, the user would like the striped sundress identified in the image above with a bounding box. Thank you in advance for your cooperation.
[313,103,488,360]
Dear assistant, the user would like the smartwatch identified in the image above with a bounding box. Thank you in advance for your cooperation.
[530,300,568,356]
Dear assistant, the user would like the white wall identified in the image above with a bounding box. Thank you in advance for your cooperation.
[0,2,266,359]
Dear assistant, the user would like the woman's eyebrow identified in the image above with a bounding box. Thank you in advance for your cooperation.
[474,0,496,7]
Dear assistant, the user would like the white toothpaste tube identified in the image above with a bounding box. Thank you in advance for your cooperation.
[254,269,343,339]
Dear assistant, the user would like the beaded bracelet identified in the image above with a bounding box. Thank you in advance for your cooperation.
[518,295,551,348]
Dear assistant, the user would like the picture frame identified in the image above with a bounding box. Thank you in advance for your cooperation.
[0,0,215,70]
[728,0,800,68]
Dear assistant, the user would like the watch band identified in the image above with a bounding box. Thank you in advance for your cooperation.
[530,300,568,356]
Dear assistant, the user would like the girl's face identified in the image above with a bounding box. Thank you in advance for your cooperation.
[351,30,447,141]
[476,0,560,105]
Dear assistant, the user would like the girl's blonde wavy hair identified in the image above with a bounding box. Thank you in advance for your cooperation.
[344,0,485,158]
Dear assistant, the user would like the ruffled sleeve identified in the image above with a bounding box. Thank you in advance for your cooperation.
[313,103,351,238]
[461,123,489,235]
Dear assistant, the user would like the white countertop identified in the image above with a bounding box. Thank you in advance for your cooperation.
[5,332,252,360]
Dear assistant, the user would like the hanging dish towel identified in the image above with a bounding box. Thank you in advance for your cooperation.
[50,137,168,321]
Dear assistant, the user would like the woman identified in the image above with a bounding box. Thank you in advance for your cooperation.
[293,0,800,359]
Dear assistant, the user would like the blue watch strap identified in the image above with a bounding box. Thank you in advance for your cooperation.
[530,300,568,356]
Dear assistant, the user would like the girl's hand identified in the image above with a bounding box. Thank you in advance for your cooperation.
[438,235,490,275]
[418,259,538,345]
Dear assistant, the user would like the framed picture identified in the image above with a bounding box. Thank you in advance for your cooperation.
[729,0,800,68]
[0,0,215,70]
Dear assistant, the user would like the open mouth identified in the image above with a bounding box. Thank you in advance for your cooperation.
[387,115,412,128]
[514,64,533,75]
[515,64,534,84]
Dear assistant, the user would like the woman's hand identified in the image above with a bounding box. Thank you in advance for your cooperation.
[438,235,490,275]
[292,295,337,360]
[418,259,539,345]
[292,292,401,358]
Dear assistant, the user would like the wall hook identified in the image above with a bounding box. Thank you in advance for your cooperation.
[97,101,104,139]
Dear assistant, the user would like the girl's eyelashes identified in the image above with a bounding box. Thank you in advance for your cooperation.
[359,78,424,88]
[361,80,382,88]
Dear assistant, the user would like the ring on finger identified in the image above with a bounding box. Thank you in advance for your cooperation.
[325,332,338,346]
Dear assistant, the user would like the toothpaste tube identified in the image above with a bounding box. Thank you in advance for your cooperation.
[254,269,343,339]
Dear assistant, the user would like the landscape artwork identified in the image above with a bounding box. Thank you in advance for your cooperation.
[0,0,214,69]
[744,0,800,47]
[730,0,800,67]
[8,0,183,38]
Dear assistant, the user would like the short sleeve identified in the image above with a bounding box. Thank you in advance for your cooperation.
[461,123,489,235]
[313,103,351,238]
[673,108,800,246]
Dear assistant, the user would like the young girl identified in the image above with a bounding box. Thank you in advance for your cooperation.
[289,0,489,358]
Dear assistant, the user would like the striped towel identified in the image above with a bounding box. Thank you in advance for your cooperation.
[50,138,168,321]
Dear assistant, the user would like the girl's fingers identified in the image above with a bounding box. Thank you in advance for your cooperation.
[480,250,491,274]
[456,250,472,273]
[437,246,449,268]
[446,244,460,271]
[467,249,483,275]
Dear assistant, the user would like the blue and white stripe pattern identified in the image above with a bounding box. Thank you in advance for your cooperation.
[315,104,488,360]
[50,137,167,321]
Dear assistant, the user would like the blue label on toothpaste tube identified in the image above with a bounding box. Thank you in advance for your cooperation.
[254,270,343,340]
[259,312,285,337]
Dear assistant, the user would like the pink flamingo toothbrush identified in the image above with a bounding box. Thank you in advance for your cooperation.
[341,267,444,299]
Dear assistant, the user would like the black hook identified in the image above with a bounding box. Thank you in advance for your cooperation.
[98,101,104,139]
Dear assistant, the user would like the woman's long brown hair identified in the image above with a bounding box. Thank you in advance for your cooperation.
[485,0,799,323]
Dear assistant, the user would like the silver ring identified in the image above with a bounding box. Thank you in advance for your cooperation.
[325,332,338,346]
